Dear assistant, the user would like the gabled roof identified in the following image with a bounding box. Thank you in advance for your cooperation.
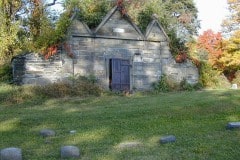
[145,18,169,42]
[68,6,170,42]
[94,6,144,40]
[68,9,93,36]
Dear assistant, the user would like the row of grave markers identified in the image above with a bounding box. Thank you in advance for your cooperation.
[1,122,240,159]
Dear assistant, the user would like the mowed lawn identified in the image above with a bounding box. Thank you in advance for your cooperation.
[0,87,240,159]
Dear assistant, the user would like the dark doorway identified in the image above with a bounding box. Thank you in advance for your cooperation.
[109,58,130,91]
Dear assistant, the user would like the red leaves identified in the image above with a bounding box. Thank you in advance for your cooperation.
[117,0,127,16]
[63,43,74,58]
[44,42,74,59]
[197,29,223,67]
[44,45,58,59]
[117,0,124,6]
[175,53,188,63]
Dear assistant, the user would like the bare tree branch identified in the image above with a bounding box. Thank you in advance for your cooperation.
[46,0,57,6]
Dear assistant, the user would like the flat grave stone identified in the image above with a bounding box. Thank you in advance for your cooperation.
[40,129,56,137]
[226,122,240,130]
[60,146,80,159]
[160,135,176,144]
[231,84,238,89]
[69,130,77,134]
[117,141,142,149]
[0,147,22,160]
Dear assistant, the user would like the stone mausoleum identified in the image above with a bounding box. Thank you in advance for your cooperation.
[12,5,199,91]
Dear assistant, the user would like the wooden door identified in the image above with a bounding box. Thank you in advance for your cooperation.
[111,59,130,91]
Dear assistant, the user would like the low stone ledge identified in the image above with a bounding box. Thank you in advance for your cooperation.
[0,147,22,160]
[60,146,80,159]
[159,135,176,144]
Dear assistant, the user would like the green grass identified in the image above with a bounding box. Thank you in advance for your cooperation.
[0,84,240,159]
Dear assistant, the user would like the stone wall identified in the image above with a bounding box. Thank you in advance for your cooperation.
[12,53,64,85]
[12,6,199,90]
[12,38,198,90]
[63,36,163,90]
[160,42,199,84]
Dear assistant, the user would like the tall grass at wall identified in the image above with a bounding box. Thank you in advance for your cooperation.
[0,75,103,105]
[152,74,203,92]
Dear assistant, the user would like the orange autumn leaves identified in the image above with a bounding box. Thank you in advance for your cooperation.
[44,43,74,59]
[189,28,240,81]
[197,29,223,69]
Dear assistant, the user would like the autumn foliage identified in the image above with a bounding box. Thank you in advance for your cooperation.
[188,27,240,84]
[116,0,127,16]
[175,53,188,63]
[197,29,223,69]
[44,45,58,59]
[44,42,75,59]
[63,43,75,58]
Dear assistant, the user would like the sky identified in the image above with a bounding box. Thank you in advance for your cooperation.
[194,0,229,34]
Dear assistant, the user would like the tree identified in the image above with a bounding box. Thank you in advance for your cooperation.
[63,0,111,28]
[24,0,70,53]
[220,30,240,79]
[186,30,228,88]
[64,0,199,56]
[222,0,240,36]
[117,0,200,41]
[0,0,200,62]
[0,0,63,63]
[220,0,240,80]
[0,0,23,63]
[28,0,61,41]
[196,29,224,70]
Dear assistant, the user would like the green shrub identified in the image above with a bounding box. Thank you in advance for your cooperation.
[153,75,203,93]
[152,74,170,92]
[199,61,232,89]
[180,79,203,91]
[0,64,12,83]
[217,74,231,89]
[180,79,194,91]
[199,62,231,89]
[199,62,219,88]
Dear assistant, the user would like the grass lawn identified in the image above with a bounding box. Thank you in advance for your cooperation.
[0,85,240,159]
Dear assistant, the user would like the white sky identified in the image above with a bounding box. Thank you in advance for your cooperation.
[194,0,229,34]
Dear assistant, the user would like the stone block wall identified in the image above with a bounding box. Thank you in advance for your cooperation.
[12,33,198,91]
[11,6,199,91]
[12,53,64,85]
[63,36,163,90]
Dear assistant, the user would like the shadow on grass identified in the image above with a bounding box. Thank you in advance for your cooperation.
[0,89,240,159]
